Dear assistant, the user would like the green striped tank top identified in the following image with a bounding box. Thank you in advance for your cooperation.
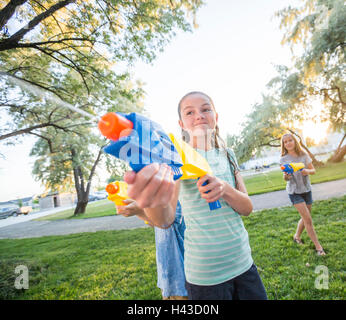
[179,148,253,286]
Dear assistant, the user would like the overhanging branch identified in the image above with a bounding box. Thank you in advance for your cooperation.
[0,0,76,50]
[0,0,28,30]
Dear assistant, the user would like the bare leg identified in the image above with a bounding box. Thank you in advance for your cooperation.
[294,204,312,240]
[293,202,323,251]
[294,218,305,240]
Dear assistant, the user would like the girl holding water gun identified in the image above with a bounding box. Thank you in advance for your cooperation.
[124,91,267,300]
[280,133,326,256]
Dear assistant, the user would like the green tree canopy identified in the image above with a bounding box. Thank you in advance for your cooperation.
[231,0,345,165]
[26,70,144,214]
[1,0,202,98]
[1,0,203,135]
[0,0,203,212]
[275,0,345,160]
[227,94,322,166]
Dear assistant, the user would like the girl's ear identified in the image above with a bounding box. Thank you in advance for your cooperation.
[216,112,219,123]
[178,119,184,130]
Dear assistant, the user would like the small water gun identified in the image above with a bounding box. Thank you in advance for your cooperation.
[105,181,129,206]
[281,162,305,174]
[98,112,221,211]
[106,180,151,225]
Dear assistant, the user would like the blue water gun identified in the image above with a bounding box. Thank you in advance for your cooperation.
[98,112,183,179]
[98,112,221,211]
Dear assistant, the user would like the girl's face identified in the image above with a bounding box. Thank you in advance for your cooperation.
[282,135,296,152]
[179,93,218,138]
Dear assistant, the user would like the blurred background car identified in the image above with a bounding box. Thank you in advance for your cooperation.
[88,192,107,202]
[94,191,108,199]
[0,205,21,219]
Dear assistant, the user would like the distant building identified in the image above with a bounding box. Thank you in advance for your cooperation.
[38,192,76,210]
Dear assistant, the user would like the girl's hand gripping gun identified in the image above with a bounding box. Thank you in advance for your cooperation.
[280,162,305,174]
[98,112,221,211]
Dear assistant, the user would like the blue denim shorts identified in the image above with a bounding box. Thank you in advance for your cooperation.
[289,191,313,205]
[185,263,267,300]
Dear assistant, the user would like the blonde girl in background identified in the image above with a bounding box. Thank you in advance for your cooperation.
[280,133,326,256]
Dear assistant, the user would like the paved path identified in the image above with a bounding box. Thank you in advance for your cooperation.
[251,178,346,210]
[0,179,345,239]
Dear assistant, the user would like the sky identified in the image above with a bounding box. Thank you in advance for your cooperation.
[0,0,300,202]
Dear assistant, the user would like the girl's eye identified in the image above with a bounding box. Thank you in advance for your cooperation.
[203,108,211,112]
[186,111,193,116]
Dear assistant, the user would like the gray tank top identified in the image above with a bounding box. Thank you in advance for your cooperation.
[280,153,312,194]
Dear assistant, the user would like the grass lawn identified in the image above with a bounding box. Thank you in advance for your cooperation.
[0,196,345,300]
[244,160,346,195]
[35,199,116,221]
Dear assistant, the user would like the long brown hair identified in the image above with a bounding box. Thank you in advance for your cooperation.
[178,91,239,187]
[281,133,304,156]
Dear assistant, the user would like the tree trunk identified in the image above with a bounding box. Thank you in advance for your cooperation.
[73,165,89,215]
[71,147,87,215]
[74,198,88,215]
[328,144,346,163]
[304,148,324,167]
[71,147,103,215]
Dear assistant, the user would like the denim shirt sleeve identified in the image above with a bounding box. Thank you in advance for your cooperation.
[154,201,187,297]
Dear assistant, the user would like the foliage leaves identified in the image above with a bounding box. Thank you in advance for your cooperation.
[232,0,345,163]
[0,0,203,210]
